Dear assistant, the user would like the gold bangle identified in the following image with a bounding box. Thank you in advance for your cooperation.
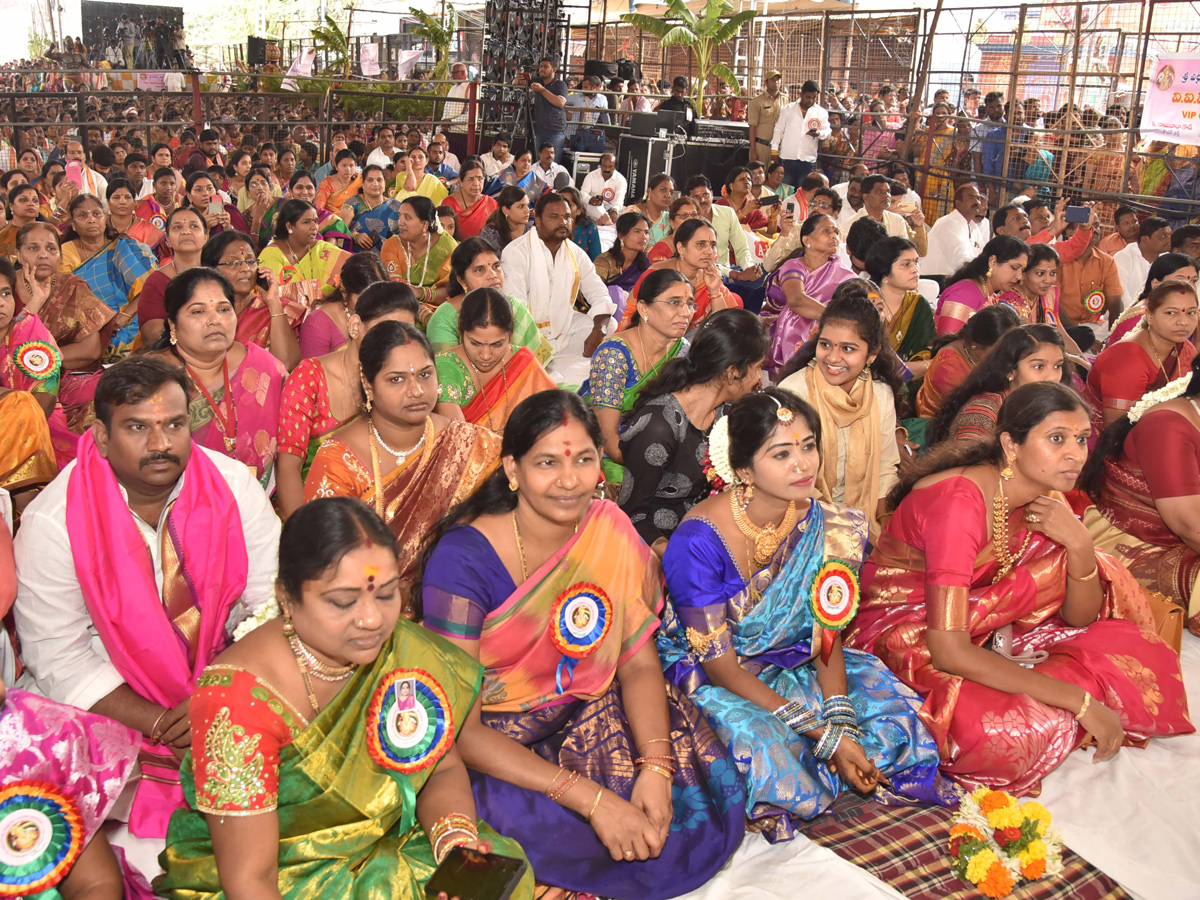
[638,764,675,782]
[586,786,603,821]
[639,737,672,748]
[1074,691,1092,722]
[1068,566,1099,583]
[148,707,170,743]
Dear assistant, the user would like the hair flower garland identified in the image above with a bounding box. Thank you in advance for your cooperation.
[949,788,1064,898]
[706,416,736,489]
[233,593,281,641]
[1128,371,1193,424]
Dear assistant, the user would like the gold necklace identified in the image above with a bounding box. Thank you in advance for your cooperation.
[991,479,1034,584]
[287,632,358,682]
[634,327,670,380]
[729,486,799,567]
[469,350,509,432]
[1146,333,1172,383]
[511,509,528,582]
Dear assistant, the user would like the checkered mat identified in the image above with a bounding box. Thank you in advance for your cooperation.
[797,794,1129,899]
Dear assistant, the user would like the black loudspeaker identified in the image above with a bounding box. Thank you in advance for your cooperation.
[584,60,618,81]
[247,36,267,65]
[617,136,672,202]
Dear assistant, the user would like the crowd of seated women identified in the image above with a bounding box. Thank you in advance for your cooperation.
[1,145,1198,900]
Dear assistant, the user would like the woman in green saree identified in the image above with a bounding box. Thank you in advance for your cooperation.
[155,497,533,899]
[258,171,354,252]
[581,269,692,488]
[863,238,935,381]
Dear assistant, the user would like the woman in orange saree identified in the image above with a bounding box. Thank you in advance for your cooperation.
[846,383,1192,794]
[305,320,500,609]
[434,288,556,434]
[914,305,1021,418]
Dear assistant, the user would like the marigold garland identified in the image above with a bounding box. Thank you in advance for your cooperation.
[948,788,1064,897]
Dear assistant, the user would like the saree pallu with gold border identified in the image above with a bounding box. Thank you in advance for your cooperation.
[436,346,557,434]
[154,621,533,899]
[658,501,947,843]
[1081,460,1200,634]
[847,482,1193,795]
[421,500,746,900]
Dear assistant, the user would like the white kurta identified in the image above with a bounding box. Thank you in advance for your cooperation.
[581,168,628,222]
[501,229,614,358]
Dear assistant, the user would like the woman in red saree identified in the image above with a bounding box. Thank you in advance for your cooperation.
[1076,355,1200,635]
[1084,281,1198,430]
[618,219,740,330]
[847,383,1192,794]
[107,177,167,262]
[442,159,496,240]
[914,305,1021,419]
[305,321,501,610]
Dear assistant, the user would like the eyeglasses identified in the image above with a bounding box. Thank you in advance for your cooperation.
[217,258,257,270]
[462,175,485,184]
[649,299,697,312]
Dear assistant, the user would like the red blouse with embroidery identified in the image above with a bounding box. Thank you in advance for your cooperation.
[190,666,308,816]
[278,358,344,460]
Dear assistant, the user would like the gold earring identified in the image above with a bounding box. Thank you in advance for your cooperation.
[743,483,754,502]
[986,265,994,280]
[1000,456,1015,480]
[364,394,372,412]
[508,477,518,491]
[169,328,177,346]
[281,612,294,636]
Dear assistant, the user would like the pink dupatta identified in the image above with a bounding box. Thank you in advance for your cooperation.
[65,434,250,836]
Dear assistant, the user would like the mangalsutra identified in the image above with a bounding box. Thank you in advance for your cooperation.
[469,352,509,432]
[287,632,358,682]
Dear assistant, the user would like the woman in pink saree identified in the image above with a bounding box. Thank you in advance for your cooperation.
[846,383,1192,794]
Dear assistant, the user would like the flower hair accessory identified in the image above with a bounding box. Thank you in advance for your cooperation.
[949,787,1064,897]
[1128,371,1193,424]
[707,416,737,487]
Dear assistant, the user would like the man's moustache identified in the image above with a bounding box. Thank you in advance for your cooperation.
[140,453,181,467]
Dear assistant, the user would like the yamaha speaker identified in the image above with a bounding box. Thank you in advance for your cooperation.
[617,136,672,203]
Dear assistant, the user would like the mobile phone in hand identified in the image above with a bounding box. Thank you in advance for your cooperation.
[1064,205,1090,224]
[65,160,83,189]
[423,846,527,900]
[207,198,224,217]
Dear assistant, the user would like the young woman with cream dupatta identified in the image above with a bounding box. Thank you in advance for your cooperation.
[305,321,500,610]
[434,288,556,434]
[847,383,1192,793]
[155,498,533,899]
[658,389,946,841]
[778,293,907,539]
[419,391,745,900]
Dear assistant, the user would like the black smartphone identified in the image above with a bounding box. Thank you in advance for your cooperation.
[758,194,782,208]
[1064,205,1090,224]
[423,846,527,900]
[256,271,271,291]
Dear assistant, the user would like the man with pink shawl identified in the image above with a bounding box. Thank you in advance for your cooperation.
[12,357,280,882]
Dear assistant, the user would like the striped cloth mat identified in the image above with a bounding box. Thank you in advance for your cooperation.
[797,793,1129,899]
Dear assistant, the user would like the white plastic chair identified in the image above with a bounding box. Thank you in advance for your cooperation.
[917,278,940,309]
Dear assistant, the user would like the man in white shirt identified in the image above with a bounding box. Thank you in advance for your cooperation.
[571,76,610,153]
[13,357,280,878]
[531,142,569,190]
[501,193,614,380]
[366,125,398,169]
[833,172,867,231]
[579,152,626,226]
[771,80,831,189]
[1113,216,1172,305]
[444,62,471,134]
[841,174,927,255]
[122,152,156,201]
[65,140,108,209]
[479,134,512,179]
[922,182,984,278]
[684,174,755,275]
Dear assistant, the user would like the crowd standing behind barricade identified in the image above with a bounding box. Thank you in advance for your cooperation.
[0,45,1198,900]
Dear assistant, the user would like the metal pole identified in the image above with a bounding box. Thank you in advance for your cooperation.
[1055,3,1084,192]
[998,4,1027,204]
[904,0,944,163]
[1123,0,1156,182]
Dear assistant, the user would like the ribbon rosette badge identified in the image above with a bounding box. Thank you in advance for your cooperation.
[550,583,613,693]
[366,669,453,774]
[601,187,615,203]
[810,560,861,664]
[807,117,821,132]
[14,341,60,382]
[0,782,83,897]
[1083,290,1106,315]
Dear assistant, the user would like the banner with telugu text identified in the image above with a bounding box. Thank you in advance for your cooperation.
[1140,54,1200,145]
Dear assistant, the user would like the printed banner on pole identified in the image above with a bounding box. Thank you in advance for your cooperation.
[1140,54,1200,145]
[395,49,423,80]
[361,43,380,77]
[282,48,317,92]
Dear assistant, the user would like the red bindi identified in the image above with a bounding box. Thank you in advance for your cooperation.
[564,448,571,457]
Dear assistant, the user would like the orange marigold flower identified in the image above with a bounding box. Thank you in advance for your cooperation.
[979,790,1016,814]
[980,860,1016,898]
[950,823,985,842]
[1022,858,1047,880]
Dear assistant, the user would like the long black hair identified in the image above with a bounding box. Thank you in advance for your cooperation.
[1139,252,1197,302]
[605,211,652,270]
[354,281,420,324]
[863,235,919,285]
[777,290,909,418]
[414,390,602,617]
[927,324,1069,444]
[150,267,235,352]
[278,497,397,604]
[323,251,387,309]
[630,307,768,418]
[484,186,527,248]
[727,387,822,474]
[928,303,1022,357]
[944,235,1029,289]
[890,381,1089,509]
[1080,353,1200,499]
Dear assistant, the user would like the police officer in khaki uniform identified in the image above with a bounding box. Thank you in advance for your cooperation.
[747,70,788,165]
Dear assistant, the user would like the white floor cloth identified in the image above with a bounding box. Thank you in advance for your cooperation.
[680,634,1200,900]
